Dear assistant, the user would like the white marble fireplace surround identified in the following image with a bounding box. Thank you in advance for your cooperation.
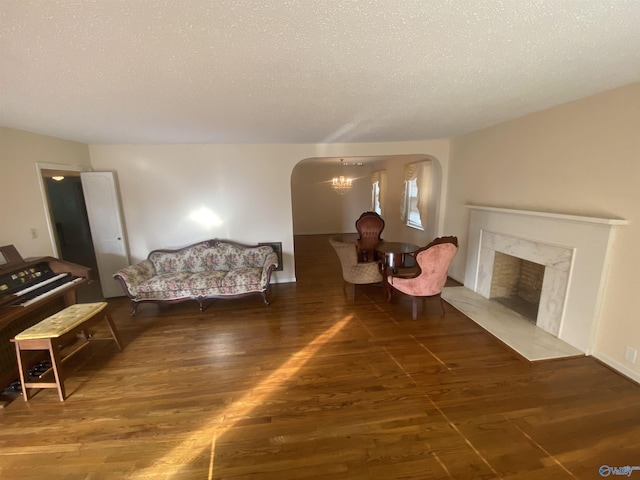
[449,206,627,359]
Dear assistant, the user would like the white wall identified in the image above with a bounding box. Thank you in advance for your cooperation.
[0,127,92,258]
[445,82,640,380]
[88,141,450,283]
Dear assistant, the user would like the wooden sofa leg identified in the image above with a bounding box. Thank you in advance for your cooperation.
[412,298,418,320]
[262,292,270,305]
[130,302,138,317]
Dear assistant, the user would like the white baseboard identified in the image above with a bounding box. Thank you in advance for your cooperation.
[593,352,640,384]
[271,276,296,284]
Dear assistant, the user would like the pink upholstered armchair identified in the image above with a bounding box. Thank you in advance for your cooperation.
[355,211,385,262]
[387,236,458,320]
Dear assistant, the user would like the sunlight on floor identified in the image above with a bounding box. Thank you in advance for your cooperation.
[129,314,355,479]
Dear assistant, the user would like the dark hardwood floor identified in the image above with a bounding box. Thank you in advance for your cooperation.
[1,234,638,479]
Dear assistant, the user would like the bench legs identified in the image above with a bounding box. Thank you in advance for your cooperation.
[14,338,66,402]
[13,307,122,402]
[104,309,123,351]
[48,339,66,401]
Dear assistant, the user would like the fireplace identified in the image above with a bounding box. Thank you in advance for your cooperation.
[461,206,626,354]
[490,252,544,322]
[472,229,572,338]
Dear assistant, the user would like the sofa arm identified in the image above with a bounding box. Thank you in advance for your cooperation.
[260,251,279,287]
[113,260,157,298]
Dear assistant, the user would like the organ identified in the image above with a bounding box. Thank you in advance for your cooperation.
[0,244,91,391]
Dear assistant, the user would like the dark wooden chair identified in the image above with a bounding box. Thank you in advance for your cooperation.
[355,211,385,262]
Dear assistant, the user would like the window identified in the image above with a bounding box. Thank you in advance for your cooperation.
[372,180,381,215]
[401,161,431,230]
[404,177,421,229]
[370,170,386,216]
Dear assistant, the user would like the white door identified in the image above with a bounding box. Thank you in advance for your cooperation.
[81,172,130,298]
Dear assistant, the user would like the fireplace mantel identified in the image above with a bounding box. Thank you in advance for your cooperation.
[461,205,627,355]
[466,205,628,226]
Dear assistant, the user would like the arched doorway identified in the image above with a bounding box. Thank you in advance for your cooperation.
[290,154,444,279]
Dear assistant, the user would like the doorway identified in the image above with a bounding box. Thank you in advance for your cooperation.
[41,169,104,302]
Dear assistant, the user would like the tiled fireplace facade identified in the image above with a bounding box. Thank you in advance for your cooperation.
[473,229,572,338]
[463,206,626,354]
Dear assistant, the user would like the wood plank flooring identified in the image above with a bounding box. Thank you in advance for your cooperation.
[1,234,638,479]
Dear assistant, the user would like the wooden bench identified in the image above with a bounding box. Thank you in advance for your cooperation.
[11,302,122,401]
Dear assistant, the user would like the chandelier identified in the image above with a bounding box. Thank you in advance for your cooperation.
[331,159,353,194]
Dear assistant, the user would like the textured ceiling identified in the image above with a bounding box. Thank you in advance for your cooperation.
[1,1,639,145]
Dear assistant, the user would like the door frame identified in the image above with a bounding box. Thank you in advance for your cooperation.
[36,162,93,257]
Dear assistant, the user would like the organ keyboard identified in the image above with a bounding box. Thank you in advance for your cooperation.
[14,274,85,308]
[0,244,91,391]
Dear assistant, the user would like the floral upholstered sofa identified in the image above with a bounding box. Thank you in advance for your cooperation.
[113,239,279,315]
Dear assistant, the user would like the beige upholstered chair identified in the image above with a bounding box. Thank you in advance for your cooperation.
[355,211,385,262]
[387,236,458,319]
[330,236,383,300]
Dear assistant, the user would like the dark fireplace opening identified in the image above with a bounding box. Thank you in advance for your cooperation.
[490,252,545,323]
